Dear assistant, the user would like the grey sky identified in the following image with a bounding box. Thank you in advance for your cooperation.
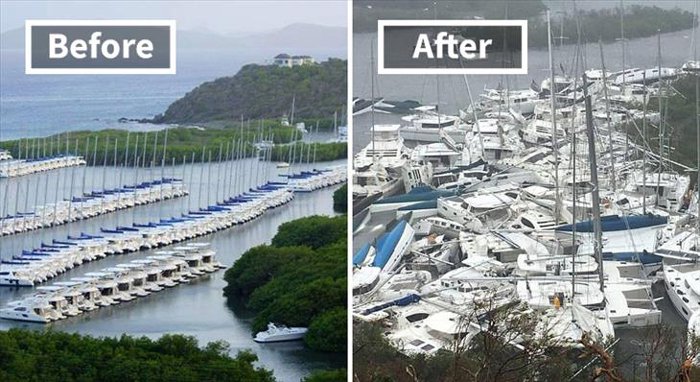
[0,0,348,34]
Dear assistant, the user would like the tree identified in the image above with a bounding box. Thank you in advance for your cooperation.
[0,329,275,382]
[333,184,348,213]
[271,215,346,249]
[303,368,347,382]
[223,214,347,353]
[305,307,348,352]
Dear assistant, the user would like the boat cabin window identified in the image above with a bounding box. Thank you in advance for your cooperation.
[409,339,424,346]
[422,121,456,129]
[521,218,535,229]
[616,198,629,205]
[406,313,429,323]
[355,176,378,187]
[14,307,27,312]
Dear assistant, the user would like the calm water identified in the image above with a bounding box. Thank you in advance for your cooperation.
[0,159,346,382]
[353,28,699,152]
[0,45,346,140]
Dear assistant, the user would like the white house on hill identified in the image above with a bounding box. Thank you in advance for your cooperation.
[273,53,315,67]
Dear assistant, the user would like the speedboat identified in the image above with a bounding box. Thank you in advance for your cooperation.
[253,323,308,343]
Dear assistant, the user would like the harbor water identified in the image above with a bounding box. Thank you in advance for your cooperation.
[353,28,699,152]
[0,159,346,382]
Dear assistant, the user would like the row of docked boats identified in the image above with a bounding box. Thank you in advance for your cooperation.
[0,242,224,323]
[0,182,293,286]
[286,166,347,192]
[0,178,188,236]
[0,155,86,178]
[352,55,700,356]
[0,165,346,287]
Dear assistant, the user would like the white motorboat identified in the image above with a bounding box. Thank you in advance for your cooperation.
[0,297,56,323]
[612,67,678,86]
[399,107,467,144]
[253,323,308,343]
[465,88,540,116]
[354,124,410,171]
[663,261,700,321]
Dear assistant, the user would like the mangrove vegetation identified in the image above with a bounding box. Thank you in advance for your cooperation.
[0,329,274,382]
[0,124,347,166]
[223,214,347,353]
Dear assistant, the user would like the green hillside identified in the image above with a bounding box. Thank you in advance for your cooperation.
[153,59,347,124]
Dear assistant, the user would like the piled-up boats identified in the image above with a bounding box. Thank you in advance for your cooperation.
[0,242,224,323]
[0,155,86,178]
[353,57,700,355]
[0,178,188,236]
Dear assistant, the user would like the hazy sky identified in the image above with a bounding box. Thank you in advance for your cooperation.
[0,0,348,34]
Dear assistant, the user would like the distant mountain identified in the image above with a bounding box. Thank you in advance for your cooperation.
[153,58,347,124]
[0,23,347,57]
[250,23,346,52]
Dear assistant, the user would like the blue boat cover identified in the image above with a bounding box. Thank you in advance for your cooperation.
[353,243,371,266]
[397,200,438,211]
[360,294,421,315]
[373,220,408,269]
[375,189,456,205]
[556,214,667,232]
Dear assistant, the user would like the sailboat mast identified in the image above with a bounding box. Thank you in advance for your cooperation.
[656,30,663,199]
[160,128,169,210]
[570,4,582,299]
[79,137,89,220]
[198,147,205,210]
[583,74,605,292]
[620,0,625,90]
[599,40,616,190]
[547,10,561,222]
[216,143,223,204]
[694,0,699,233]
[223,141,231,202]
[433,0,441,133]
[370,38,376,165]
[133,134,140,195]
[67,139,78,234]
[642,71,648,214]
